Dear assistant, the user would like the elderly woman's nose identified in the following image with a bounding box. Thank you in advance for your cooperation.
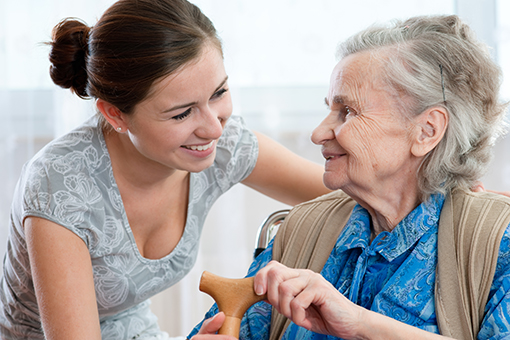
[311,118,336,145]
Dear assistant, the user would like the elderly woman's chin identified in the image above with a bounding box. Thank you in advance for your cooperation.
[321,165,350,192]
[320,155,359,193]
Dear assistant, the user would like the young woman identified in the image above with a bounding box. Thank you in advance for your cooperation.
[0,0,329,339]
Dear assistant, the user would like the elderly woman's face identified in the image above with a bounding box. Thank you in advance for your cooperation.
[311,52,420,196]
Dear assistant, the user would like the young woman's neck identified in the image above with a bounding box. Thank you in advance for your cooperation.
[103,129,188,190]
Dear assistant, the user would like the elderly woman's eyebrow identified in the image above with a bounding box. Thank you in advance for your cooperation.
[324,95,356,108]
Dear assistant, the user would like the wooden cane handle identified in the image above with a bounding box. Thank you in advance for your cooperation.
[199,271,267,338]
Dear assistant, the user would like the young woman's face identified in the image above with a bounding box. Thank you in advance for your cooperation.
[123,44,232,173]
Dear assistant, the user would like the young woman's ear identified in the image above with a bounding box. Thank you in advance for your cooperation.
[96,99,127,133]
[410,107,448,157]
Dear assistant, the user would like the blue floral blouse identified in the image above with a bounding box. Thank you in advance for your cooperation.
[190,193,510,340]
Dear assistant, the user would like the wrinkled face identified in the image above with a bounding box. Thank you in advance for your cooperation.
[123,44,232,173]
[311,52,417,196]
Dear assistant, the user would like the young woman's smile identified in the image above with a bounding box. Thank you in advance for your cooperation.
[182,140,215,152]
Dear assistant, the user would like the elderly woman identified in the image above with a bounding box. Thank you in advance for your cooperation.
[189,14,510,340]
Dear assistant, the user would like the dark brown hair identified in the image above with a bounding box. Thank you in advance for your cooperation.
[48,0,221,115]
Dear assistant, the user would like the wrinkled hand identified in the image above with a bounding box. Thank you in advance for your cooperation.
[253,261,364,339]
[190,312,237,340]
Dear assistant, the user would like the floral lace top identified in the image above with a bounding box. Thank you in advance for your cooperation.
[190,193,510,340]
[0,115,258,339]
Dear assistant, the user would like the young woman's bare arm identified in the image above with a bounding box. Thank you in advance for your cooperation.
[242,132,331,206]
[25,217,101,340]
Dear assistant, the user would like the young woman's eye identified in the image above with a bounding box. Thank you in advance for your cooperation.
[212,88,228,99]
[172,108,192,120]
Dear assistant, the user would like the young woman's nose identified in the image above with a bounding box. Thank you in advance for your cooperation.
[311,114,337,145]
[197,107,225,139]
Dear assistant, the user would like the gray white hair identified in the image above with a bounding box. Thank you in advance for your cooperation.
[337,15,507,198]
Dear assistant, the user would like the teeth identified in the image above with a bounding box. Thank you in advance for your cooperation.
[185,141,214,151]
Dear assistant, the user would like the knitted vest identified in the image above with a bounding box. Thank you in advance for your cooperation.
[269,189,510,340]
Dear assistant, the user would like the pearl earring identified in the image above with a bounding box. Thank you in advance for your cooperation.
[116,127,122,132]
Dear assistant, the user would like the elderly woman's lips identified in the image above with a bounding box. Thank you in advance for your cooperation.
[323,153,345,160]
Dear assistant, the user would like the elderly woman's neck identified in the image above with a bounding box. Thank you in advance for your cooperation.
[351,186,422,238]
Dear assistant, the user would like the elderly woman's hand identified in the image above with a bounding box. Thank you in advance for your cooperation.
[190,312,236,340]
[254,261,364,339]
[254,261,455,340]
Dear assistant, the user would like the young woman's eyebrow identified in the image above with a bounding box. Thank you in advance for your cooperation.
[163,76,229,113]
[213,76,228,94]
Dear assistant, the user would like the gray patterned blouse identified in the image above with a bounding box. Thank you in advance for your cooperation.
[0,115,258,339]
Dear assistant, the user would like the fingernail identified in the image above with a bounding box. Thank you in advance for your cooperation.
[254,284,263,296]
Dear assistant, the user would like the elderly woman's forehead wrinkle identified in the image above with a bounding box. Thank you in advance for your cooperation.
[332,55,385,103]
[331,75,368,109]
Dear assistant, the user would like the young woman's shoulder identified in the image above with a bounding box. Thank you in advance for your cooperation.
[212,115,259,189]
[26,116,102,175]
[18,116,113,235]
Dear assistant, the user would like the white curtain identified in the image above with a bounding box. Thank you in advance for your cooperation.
[1,0,508,337]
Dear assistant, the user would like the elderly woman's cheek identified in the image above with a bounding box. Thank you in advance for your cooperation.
[350,116,382,138]
[349,122,383,156]
[353,147,379,174]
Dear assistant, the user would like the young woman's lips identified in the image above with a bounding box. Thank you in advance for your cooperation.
[181,140,216,157]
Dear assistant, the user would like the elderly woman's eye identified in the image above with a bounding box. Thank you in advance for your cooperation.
[341,106,355,117]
